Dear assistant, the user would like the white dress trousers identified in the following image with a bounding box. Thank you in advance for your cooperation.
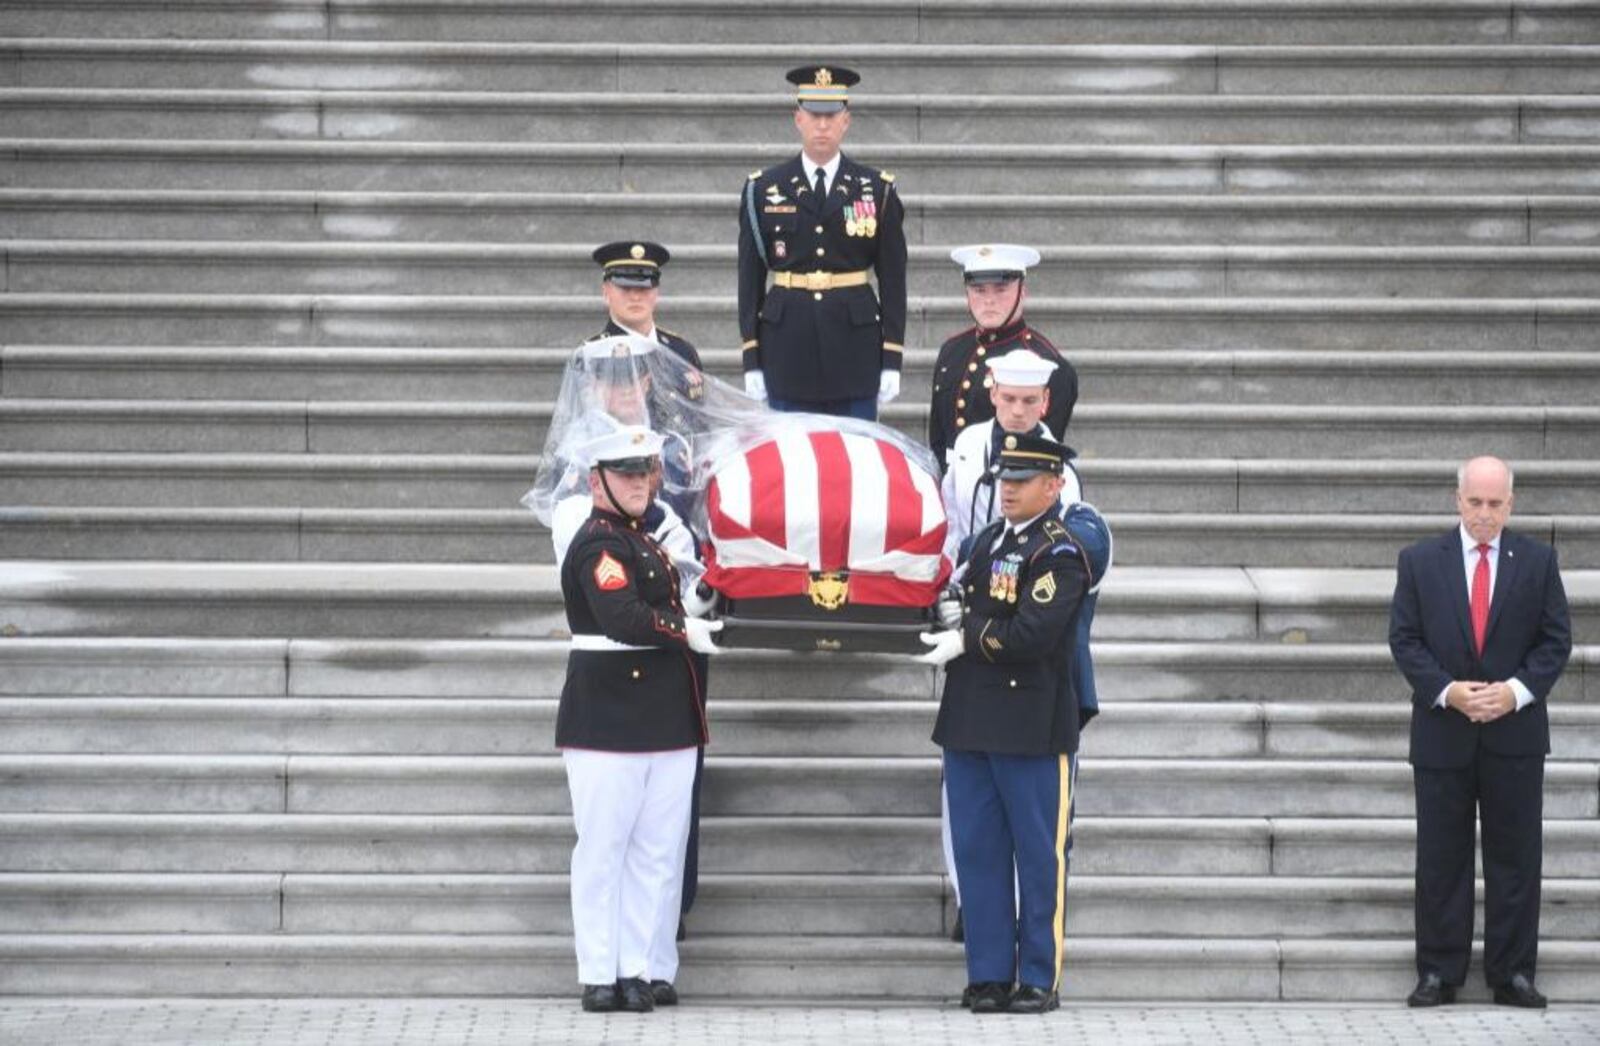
[563,746,698,986]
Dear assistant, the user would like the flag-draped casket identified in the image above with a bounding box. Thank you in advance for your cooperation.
[700,427,952,652]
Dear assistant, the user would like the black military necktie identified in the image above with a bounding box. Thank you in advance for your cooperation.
[813,167,827,204]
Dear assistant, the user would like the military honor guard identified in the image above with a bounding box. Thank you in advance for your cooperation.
[557,425,723,1013]
[929,245,1079,472]
[940,348,1082,564]
[737,65,908,419]
[917,434,1092,1014]
[591,239,703,370]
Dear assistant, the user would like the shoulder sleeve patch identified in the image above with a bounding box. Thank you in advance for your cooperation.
[593,550,629,591]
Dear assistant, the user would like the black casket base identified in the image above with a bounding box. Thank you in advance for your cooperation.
[716,593,933,655]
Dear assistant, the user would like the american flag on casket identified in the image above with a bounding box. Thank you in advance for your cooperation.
[699,426,953,651]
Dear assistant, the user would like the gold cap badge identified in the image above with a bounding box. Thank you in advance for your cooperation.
[815,68,833,86]
[629,244,645,260]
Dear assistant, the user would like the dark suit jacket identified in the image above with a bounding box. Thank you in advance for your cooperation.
[1388,527,1571,769]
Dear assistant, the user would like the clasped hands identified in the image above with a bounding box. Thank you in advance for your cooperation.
[1445,680,1516,723]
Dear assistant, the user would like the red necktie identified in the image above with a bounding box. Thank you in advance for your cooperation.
[1470,543,1491,656]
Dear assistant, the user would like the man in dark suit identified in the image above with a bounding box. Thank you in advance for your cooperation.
[1388,455,1571,1010]
[737,65,907,420]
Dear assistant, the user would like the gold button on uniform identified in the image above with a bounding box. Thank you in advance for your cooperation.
[631,669,641,680]
[815,248,825,256]
[956,398,966,409]
[968,362,978,372]
[815,225,824,233]
[976,347,987,357]
[961,380,971,390]
[956,418,967,428]
[1008,679,1017,688]
[813,292,823,301]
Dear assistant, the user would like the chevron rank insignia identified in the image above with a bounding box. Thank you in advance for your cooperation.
[1031,572,1057,604]
[593,551,629,591]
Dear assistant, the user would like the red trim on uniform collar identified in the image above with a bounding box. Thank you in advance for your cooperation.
[978,317,1030,344]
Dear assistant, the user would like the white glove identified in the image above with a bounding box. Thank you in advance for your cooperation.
[936,594,963,630]
[681,584,717,619]
[877,368,901,405]
[915,629,964,667]
[685,617,724,655]
[744,369,768,402]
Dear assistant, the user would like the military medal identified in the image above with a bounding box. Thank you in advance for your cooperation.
[845,202,859,237]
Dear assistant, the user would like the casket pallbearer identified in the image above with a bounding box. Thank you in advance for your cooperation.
[929,244,1078,473]
[916,434,1092,1015]
[737,64,907,419]
[556,424,723,1014]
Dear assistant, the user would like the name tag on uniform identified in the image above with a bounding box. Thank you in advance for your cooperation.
[763,205,797,214]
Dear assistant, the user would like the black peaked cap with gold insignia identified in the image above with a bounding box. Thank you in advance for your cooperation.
[787,65,860,113]
[592,240,671,288]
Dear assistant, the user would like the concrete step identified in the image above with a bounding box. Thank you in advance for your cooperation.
[1,637,1595,705]
[10,190,1600,246]
[7,812,1599,878]
[15,240,1600,299]
[5,397,1599,460]
[3,872,1595,940]
[3,560,1600,641]
[7,454,1600,515]
[4,293,1598,351]
[11,90,1600,147]
[4,696,1598,761]
[8,139,1600,195]
[9,41,1600,96]
[5,505,1600,570]
[11,346,1600,408]
[7,0,1592,46]
[0,932,1597,1000]
[3,752,1595,818]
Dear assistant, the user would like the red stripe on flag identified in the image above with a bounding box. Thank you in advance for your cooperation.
[878,439,924,554]
[810,430,852,571]
[745,440,787,548]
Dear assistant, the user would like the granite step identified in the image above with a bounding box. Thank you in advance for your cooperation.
[11,346,1600,407]
[2,872,1596,939]
[6,812,1599,878]
[3,753,1595,818]
[3,696,1597,759]
[11,90,1600,147]
[9,190,1600,246]
[7,455,1600,514]
[6,397,1599,460]
[8,139,1600,196]
[8,40,1600,95]
[15,240,1600,299]
[4,505,1599,569]
[3,560,1599,641]
[1,637,1595,704]
[4,293,1597,351]
[0,932,1596,1000]
[7,0,1593,46]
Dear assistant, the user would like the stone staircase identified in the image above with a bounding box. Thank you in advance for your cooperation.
[2,0,1598,1001]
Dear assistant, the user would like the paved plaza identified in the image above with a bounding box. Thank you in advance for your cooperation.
[2,999,1597,1046]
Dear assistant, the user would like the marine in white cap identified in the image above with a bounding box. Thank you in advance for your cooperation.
[928,243,1079,473]
[554,423,722,1015]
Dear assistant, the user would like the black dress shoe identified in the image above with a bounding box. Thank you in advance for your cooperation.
[950,909,964,943]
[1008,984,1059,1014]
[1493,973,1547,1009]
[969,981,1012,1014]
[616,977,655,1012]
[1406,972,1456,1008]
[580,983,619,1012]
[650,980,679,1006]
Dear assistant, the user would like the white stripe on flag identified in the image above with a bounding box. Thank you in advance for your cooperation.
[778,429,821,569]
[714,448,752,534]
[844,433,890,568]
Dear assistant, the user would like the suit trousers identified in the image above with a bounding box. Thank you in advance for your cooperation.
[944,748,1077,991]
[1414,750,1544,987]
[563,746,697,986]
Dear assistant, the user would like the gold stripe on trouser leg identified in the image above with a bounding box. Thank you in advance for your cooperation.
[1051,753,1073,993]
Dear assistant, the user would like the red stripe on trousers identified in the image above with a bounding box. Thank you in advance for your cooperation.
[810,430,852,572]
[745,439,788,549]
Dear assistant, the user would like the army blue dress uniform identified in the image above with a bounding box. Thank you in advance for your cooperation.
[930,435,1092,1013]
[737,66,907,417]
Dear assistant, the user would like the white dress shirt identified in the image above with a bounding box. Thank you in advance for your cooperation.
[801,153,842,199]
